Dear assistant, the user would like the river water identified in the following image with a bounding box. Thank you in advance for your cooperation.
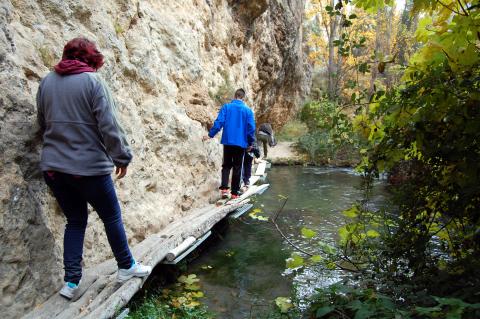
[185,166,389,318]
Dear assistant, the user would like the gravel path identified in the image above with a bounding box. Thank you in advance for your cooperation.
[266,141,305,164]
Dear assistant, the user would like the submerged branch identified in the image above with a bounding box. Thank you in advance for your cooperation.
[273,197,289,222]
[272,221,314,257]
[270,198,361,272]
[271,197,314,256]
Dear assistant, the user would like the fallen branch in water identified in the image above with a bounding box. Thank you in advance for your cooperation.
[270,197,361,273]
[273,196,288,223]
[270,197,314,257]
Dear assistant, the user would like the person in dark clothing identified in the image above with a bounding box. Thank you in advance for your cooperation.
[257,123,277,158]
[37,38,151,300]
[242,141,260,189]
[203,89,256,199]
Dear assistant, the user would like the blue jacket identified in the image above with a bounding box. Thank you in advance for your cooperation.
[208,99,256,148]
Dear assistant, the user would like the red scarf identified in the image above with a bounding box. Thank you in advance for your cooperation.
[54,59,96,75]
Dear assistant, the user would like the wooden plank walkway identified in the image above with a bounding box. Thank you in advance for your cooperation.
[23,162,270,319]
[255,160,267,176]
[248,159,268,186]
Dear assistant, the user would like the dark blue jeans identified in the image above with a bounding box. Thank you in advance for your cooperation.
[44,172,133,284]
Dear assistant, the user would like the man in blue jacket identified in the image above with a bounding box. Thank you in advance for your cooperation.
[203,88,256,199]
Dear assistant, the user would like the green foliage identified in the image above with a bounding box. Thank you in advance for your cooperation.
[297,0,480,317]
[297,131,331,162]
[126,274,213,319]
[309,284,480,319]
[286,253,304,269]
[249,296,301,319]
[125,295,212,319]
[308,284,408,319]
[352,0,393,12]
[301,227,317,239]
[300,100,352,134]
[288,198,480,318]
[114,19,124,36]
[297,100,361,164]
[209,70,234,105]
[342,0,480,305]
[310,255,323,263]
[275,297,294,313]
[177,274,201,291]
[276,119,308,142]
[415,297,480,319]
[355,54,480,272]
[249,208,269,221]
[338,205,386,246]
[38,46,56,68]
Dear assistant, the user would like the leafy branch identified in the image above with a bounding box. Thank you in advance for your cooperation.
[269,197,363,273]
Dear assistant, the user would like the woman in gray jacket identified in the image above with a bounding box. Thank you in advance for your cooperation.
[37,38,151,299]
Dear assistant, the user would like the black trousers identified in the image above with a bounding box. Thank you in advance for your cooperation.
[220,145,245,195]
[242,153,253,185]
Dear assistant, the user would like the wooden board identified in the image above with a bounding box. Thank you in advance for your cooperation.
[225,184,270,206]
[216,184,270,206]
[229,203,254,219]
[215,198,229,206]
[23,200,249,319]
[163,231,212,264]
[254,160,267,176]
[249,175,260,185]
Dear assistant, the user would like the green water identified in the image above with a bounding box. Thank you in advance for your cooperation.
[187,166,389,318]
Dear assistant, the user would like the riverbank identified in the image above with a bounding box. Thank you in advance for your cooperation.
[266,141,307,165]
[267,141,359,167]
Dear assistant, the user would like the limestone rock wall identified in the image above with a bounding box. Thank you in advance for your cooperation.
[0,0,309,317]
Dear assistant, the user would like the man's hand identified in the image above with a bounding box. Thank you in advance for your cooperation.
[202,135,210,141]
[246,146,253,152]
[115,166,127,179]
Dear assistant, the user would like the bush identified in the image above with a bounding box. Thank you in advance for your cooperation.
[276,119,308,142]
[297,131,332,162]
[355,61,480,277]
[296,99,362,164]
[309,284,480,319]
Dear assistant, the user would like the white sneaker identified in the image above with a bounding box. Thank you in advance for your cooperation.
[59,281,79,300]
[117,261,152,283]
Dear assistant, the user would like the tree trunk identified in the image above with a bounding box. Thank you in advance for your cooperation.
[369,10,383,97]
[384,7,394,89]
[396,0,420,66]
[327,0,338,99]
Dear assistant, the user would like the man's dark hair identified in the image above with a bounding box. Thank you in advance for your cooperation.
[234,88,246,99]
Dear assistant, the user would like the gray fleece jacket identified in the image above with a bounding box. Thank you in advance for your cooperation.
[36,72,132,176]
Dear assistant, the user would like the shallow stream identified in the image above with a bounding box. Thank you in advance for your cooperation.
[184,166,389,318]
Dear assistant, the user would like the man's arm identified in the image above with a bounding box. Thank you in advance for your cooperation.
[246,109,256,147]
[208,105,227,138]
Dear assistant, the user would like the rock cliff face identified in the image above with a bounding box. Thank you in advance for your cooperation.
[0,0,309,317]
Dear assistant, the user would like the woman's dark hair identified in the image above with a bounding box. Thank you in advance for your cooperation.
[61,37,104,70]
